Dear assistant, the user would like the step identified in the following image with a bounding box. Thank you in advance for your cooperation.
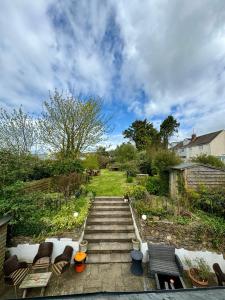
[91,206,130,211]
[94,202,128,206]
[86,253,131,264]
[90,211,131,217]
[85,224,134,233]
[95,197,123,200]
[84,232,135,242]
[88,242,133,254]
[87,217,133,225]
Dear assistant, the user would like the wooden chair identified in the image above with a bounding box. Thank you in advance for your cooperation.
[3,255,30,298]
[32,242,53,271]
[52,246,73,286]
[213,263,225,286]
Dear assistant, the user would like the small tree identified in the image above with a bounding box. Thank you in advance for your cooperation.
[83,154,99,170]
[0,106,38,154]
[160,115,180,148]
[39,90,108,158]
[114,143,137,163]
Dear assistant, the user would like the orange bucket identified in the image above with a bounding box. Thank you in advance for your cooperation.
[74,252,87,273]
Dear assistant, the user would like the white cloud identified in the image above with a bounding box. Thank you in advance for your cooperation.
[0,0,225,143]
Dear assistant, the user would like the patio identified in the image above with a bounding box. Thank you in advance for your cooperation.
[0,263,156,299]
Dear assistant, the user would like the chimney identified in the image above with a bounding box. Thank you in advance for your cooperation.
[191,133,197,142]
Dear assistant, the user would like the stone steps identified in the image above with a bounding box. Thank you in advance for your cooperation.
[86,253,132,264]
[91,206,130,211]
[87,218,133,225]
[84,232,135,243]
[84,196,136,263]
[85,224,134,233]
[87,242,132,254]
[94,201,127,206]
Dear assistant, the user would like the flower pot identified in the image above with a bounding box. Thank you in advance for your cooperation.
[79,240,88,253]
[132,238,140,251]
[188,268,209,287]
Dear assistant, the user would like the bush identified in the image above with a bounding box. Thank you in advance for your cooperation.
[192,154,225,169]
[133,199,167,217]
[125,185,146,200]
[83,154,99,170]
[146,176,161,195]
[126,176,133,183]
[122,161,139,177]
[153,149,181,195]
[187,186,225,217]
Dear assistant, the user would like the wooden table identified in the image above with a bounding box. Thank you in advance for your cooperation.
[19,272,52,298]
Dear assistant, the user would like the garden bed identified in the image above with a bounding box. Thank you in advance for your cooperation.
[132,195,225,254]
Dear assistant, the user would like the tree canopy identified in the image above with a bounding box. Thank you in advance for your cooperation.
[39,90,108,158]
[160,115,180,148]
[123,119,159,150]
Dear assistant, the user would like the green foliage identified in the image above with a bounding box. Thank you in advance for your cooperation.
[160,115,180,148]
[187,186,225,217]
[175,216,191,225]
[133,199,167,217]
[96,146,110,168]
[125,185,146,200]
[0,181,90,236]
[126,176,133,183]
[123,119,160,150]
[192,154,225,169]
[146,176,161,195]
[122,161,139,177]
[48,196,91,230]
[153,149,182,195]
[114,143,137,163]
[183,256,210,281]
[83,154,99,170]
[50,159,83,176]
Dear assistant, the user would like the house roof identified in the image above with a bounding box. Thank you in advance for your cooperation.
[0,215,11,228]
[31,287,225,300]
[172,130,223,150]
[188,130,223,147]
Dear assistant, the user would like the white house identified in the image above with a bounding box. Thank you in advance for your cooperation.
[172,130,225,161]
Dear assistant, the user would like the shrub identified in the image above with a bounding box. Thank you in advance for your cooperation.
[133,199,167,217]
[125,185,146,200]
[122,161,139,177]
[192,154,225,169]
[126,176,133,183]
[188,186,225,217]
[83,154,99,170]
[153,149,181,195]
[146,176,161,195]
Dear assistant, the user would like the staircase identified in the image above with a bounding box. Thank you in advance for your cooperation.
[84,196,136,263]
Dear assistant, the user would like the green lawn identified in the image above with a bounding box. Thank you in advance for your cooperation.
[87,169,131,196]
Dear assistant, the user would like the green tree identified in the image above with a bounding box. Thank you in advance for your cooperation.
[39,90,108,159]
[123,119,159,150]
[160,115,180,148]
[83,154,99,170]
[114,143,137,163]
[96,146,110,168]
[192,154,225,169]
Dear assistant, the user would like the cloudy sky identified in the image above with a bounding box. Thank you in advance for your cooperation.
[1,0,225,147]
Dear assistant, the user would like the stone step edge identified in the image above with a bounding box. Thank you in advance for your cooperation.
[85,229,135,234]
[84,238,133,242]
[86,221,133,225]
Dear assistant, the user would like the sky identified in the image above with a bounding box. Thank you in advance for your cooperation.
[1,0,225,149]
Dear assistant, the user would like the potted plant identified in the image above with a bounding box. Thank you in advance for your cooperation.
[132,238,140,250]
[79,240,88,252]
[184,257,210,287]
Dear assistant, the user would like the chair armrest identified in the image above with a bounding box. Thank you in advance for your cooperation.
[175,254,183,274]
[4,275,13,286]
[18,261,28,269]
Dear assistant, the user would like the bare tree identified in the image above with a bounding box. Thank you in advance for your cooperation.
[0,106,38,154]
[39,90,108,158]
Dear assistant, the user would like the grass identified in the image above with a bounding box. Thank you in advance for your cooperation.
[87,169,132,196]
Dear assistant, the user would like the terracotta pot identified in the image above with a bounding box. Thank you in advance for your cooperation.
[188,268,209,287]
[79,240,88,253]
[132,238,140,250]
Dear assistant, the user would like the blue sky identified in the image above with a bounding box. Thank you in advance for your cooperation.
[1,0,225,148]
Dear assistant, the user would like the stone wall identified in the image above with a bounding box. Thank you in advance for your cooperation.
[0,224,7,276]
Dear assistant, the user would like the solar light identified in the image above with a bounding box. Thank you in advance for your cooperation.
[142,214,147,220]
[73,211,79,218]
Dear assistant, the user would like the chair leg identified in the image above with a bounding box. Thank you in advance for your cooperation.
[14,285,18,299]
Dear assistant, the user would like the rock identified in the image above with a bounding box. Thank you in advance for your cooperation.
[153,216,160,221]
[166,235,172,241]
